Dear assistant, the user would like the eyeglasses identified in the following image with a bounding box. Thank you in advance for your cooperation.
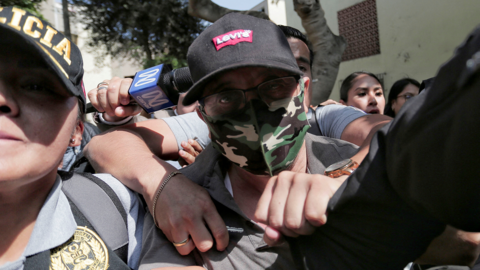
[397,94,417,100]
[199,76,299,118]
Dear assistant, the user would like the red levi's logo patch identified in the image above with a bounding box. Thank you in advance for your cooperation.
[213,30,253,51]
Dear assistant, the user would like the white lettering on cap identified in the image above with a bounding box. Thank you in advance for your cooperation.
[214,29,253,50]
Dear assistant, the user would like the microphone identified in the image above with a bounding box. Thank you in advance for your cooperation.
[86,65,193,114]
[129,65,193,113]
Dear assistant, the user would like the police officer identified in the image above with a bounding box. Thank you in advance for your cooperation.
[0,7,143,269]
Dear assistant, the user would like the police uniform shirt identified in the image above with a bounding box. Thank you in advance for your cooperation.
[0,177,76,270]
[0,175,144,270]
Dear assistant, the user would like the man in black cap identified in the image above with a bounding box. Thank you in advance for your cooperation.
[84,22,389,257]
[135,12,362,269]
[133,12,480,270]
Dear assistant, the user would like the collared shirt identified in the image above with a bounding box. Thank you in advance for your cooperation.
[1,174,144,270]
[0,176,77,270]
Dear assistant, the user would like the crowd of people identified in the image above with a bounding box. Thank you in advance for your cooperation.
[1,5,480,270]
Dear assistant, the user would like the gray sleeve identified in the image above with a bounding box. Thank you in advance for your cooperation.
[315,105,367,139]
[162,112,211,150]
[139,212,198,269]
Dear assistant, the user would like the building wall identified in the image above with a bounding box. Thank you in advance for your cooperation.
[255,0,480,101]
[330,0,480,101]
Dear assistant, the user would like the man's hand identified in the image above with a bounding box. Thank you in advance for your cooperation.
[178,139,203,167]
[87,77,142,122]
[153,174,229,255]
[255,171,345,246]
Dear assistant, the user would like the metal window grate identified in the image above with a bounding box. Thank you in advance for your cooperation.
[338,0,381,62]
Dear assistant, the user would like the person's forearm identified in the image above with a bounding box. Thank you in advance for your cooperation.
[84,129,177,207]
[341,114,391,147]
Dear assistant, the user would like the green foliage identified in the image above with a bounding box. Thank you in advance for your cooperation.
[0,0,46,19]
[143,55,187,69]
[71,0,205,66]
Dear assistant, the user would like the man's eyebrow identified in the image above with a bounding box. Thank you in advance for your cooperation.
[205,81,231,95]
[297,56,310,65]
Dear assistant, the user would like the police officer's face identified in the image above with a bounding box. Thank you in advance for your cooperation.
[0,45,79,184]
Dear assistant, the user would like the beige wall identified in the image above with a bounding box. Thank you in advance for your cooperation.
[319,0,480,100]
[259,0,480,101]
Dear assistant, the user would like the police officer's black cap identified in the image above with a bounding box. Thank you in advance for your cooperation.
[0,7,86,109]
[183,13,302,106]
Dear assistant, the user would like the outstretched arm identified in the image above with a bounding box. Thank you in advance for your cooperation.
[84,126,228,255]
[341,114,392,147]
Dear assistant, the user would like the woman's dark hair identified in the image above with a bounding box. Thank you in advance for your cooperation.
[384,78,420,117]
[340,71,382,102]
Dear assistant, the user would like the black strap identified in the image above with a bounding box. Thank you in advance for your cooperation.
[308,107,322,136]
[61,172,129,263]
[67,197,130,268]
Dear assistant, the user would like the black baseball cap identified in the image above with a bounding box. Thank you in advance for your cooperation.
[0,6,86,109]
[183,13,302,105]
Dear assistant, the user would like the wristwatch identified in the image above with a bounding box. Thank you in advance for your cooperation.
[324,159,359,178]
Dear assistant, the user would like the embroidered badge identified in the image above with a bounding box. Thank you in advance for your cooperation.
[213,29,253,51]
[49,226,109,270]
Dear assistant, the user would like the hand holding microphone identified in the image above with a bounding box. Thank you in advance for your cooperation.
[87,65,193,122]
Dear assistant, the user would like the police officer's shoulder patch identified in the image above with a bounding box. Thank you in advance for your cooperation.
[49,226,109,270]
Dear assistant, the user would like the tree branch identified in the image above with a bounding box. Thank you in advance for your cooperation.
[294,0,346,104]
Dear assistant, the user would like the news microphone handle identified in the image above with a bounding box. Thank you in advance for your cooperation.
[167,67,193,93]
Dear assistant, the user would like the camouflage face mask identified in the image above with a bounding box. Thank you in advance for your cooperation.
[201,78,310,176]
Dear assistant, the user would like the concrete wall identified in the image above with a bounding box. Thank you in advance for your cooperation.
[267,0,288,26]
[328,0,480,100]
[255,0,480,101]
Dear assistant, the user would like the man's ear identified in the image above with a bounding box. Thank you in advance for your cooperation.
[339,99,347,105]
[302,76,312,110]
[70,120,84,147]
[303,76,311,92]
